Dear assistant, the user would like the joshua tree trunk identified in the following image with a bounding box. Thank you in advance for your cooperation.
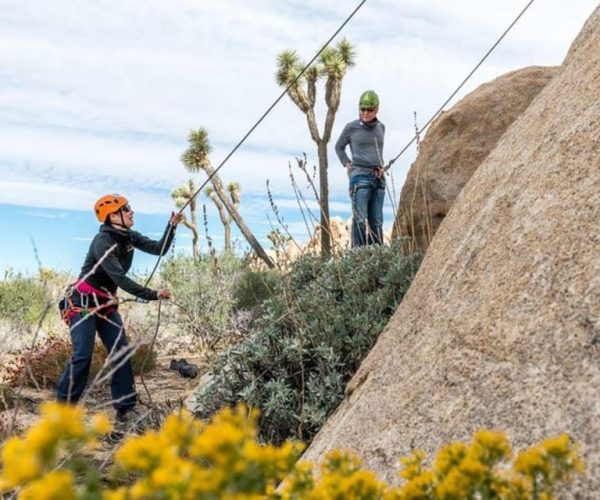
[189,198,199,258]
[171,178,201,259]
[317,140,331,256]
[204,162,274,268]
[182,218,199,259]
[209,193,232,251]
[224,223,231,251]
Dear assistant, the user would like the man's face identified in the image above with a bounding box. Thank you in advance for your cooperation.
[359,107,378,120]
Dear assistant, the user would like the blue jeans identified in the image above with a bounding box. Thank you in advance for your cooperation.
[56,311,137,410]
[350,174,385,247]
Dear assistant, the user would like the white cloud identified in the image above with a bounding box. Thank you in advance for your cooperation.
[0,0,597,217]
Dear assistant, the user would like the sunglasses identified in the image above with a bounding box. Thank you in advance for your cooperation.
[360,107,376,112]
[121,204,132,213]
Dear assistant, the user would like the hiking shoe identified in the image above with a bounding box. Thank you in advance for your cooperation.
[116,407,140,423]
[168,358,198,379]
[114,407,146,434]
[169,358,188,371]
[178,363,198,379]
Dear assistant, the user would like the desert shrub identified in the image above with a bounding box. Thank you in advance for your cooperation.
[5,336,157,389]
[232,269,282,311]
[190,240,422,444]
[159,253,242,350]
[0,403,585,499]
[0,270,52,327]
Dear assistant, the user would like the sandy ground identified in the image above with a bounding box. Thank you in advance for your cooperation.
[0,353,205,469]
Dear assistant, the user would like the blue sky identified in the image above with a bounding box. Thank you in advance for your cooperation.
[1,0,597,274]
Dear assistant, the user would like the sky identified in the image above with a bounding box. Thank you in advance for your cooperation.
[0,0,597,275]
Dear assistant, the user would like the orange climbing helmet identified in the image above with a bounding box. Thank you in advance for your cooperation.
[94,194,129,222]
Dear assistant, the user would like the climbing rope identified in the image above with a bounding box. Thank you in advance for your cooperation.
[143,0,369,286]
[384,0,536,170]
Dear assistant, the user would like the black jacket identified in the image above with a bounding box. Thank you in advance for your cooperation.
[78,223,176,301]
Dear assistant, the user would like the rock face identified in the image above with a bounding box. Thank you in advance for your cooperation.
[392,66,557,252]
[304,5,600,495]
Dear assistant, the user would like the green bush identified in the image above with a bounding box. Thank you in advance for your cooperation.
[190,240,422,444]
[0,270,52,327]
[159,253,242,350]
[232,269,282,311]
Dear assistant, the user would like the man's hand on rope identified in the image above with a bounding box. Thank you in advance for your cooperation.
[374,166,384,179]
[157,289,172,300]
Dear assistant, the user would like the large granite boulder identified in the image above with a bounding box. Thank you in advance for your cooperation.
[393,66,557,252]
[304,5,600,495]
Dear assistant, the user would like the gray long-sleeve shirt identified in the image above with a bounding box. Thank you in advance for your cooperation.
[335,118,385,169]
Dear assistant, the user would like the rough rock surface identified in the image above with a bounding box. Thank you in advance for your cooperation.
[393,66,557,252]
[304,6,600,495]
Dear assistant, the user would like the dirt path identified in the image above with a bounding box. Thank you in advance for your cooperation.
[1,354,204,441]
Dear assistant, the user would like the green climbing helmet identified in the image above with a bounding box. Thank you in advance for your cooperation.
[359,90,379,109]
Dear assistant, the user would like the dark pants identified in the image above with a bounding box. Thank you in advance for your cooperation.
[56,311,137,410]
[350,174,385,247]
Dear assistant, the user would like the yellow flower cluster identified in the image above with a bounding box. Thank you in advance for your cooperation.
[109,405,304,499]
[0,401,111,496]
[0,403,585,500]
[394,430,584,499]
[281,450,389,499]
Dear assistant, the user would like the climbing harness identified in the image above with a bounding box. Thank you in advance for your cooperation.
[59,281,148,327]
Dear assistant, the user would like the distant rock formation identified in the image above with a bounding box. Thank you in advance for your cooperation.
[304,5,600,495]
[393,66,557,252]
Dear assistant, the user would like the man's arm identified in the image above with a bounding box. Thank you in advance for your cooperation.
[335,123,352,167]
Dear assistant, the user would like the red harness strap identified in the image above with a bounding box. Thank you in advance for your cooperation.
[61,281,118,326]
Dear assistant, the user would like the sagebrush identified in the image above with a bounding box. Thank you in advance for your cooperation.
[159,253,242,350]
[190,240,422,444]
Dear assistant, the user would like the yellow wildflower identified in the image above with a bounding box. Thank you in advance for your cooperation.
[540,434,585,474]
[398,470,436,499]
[280,460,315,498]
[458,453,487,481]
[160,410,198,450]
[115,432,165,471]
[514,446,548,478]
[19,470,75,500]
[39,402,86,439]
[434,441,467,477]
[0,437,42,487]
[102,487,129,500]
[470,430,511,465]
[150,456,194,489]
[89,413,112,435]
[398,449,426,481]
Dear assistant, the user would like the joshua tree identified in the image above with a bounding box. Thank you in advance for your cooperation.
[205,181,240,252]
[181,129,274,268]
[276,38,355,257]
[171,178,200,259]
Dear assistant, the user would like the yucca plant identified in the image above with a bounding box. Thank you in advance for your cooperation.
[181,129,274,267]
[205,181,241,252]
[171,178,201,259]
[275,38,356,257]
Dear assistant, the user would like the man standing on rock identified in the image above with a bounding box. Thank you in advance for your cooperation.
[335,90,386,247]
